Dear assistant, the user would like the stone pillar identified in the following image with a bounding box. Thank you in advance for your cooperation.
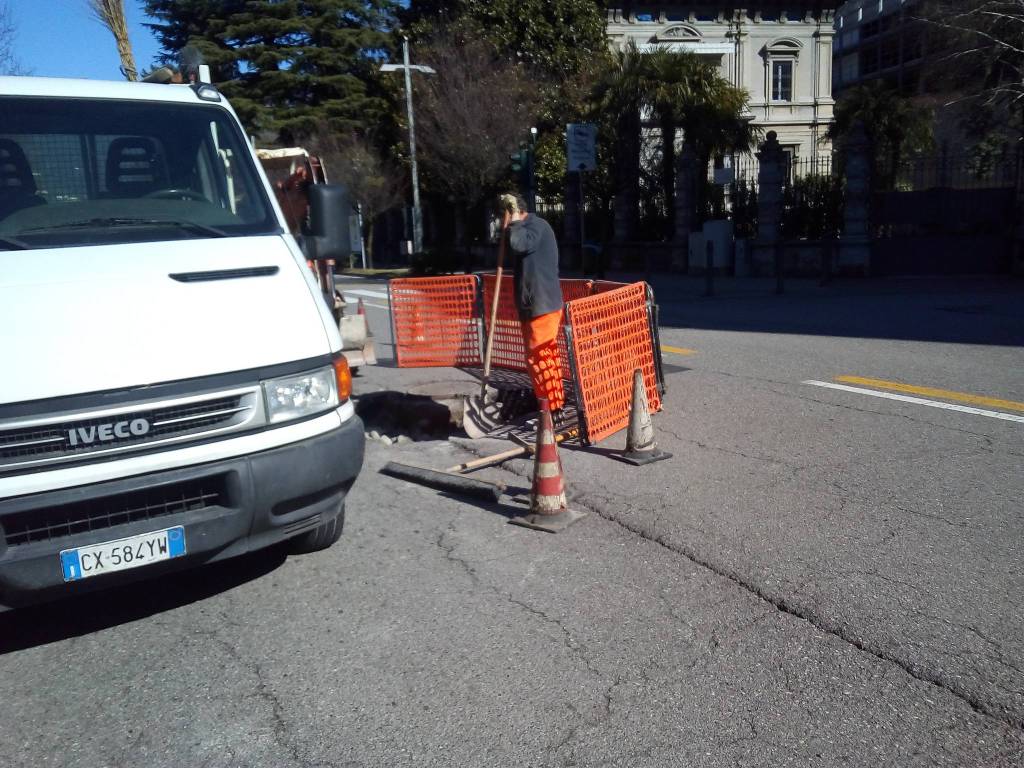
[672,142,698,271]
[757,132,785,240]
[839,121,872,275]
[751,131,785,275]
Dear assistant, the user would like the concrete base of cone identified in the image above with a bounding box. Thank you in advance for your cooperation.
[614,447,673,466]
[509,508,587,533]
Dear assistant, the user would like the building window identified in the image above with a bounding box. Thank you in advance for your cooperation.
[772,60,794,101]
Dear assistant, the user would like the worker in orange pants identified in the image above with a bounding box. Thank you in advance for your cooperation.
[501,192,565,413]
[521,309,565,412]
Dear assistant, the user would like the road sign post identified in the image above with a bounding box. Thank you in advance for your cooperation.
[566,123,596,274]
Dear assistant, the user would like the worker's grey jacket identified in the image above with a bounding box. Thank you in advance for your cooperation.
[508,214,561,320]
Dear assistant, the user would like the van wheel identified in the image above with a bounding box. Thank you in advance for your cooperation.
[289,505,345,554]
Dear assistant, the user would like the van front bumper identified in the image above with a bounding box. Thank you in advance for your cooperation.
[0,413,365,610]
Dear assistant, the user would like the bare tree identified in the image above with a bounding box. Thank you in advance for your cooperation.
[88,0,138,81]
[0,1,24,75]
[918,1,1024,122]
[413,32,541,252]
[310,126,407,269]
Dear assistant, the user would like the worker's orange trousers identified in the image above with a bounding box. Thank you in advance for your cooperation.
[521,310,565,412]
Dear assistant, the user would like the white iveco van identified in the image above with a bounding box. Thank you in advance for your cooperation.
[0,76,365,609]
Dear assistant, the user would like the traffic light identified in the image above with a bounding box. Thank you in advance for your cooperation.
[508,143,536,211]
[509,147,527,175]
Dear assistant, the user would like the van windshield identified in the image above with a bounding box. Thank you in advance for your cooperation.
[0,96,279,250]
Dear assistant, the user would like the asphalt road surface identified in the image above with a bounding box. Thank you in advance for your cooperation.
[1,274,1022,767]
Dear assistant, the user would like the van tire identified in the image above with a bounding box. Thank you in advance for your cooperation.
[289,505,345,554]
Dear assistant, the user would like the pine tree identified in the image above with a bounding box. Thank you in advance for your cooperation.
[144,0,400,143]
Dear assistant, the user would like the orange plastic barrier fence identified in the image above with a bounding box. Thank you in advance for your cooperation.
[391,276,664,445]
[565,282,660,444]
[480,274,526,372]
[480,276,596,373]
[390,276,482,368]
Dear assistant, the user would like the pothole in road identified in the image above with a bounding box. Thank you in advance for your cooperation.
[354,379,538,446]
[354,388,466,445]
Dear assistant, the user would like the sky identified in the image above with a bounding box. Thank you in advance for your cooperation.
[7,0,161,80]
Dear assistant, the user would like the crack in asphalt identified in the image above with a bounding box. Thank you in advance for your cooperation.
[443,443,1024,733]
[647,423,989,537]
[901,607,1024,681]
[432,523,656,761]
[434,524,599,678]
[658,424,808,473]
[431,431,1024,738]
[577,489,1024,732]
[193,623,324,768]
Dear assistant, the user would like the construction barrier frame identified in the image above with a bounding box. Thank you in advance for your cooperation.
[389,275,483,368]
[563,282,662,444]
[389,276,665,445]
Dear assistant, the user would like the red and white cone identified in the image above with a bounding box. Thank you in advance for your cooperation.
[510,398,587,533]
[357,297,366,316]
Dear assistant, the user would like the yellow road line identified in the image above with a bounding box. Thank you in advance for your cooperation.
[661,345,697,356]
[835,376,1024,413]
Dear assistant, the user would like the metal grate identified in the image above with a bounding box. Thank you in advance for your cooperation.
[0,395,249,467]
[2,475,227,547]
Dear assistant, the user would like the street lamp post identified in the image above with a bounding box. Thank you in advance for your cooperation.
[381,37,435,257]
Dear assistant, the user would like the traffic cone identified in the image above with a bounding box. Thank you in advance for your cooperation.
[411,302,426,343]
[357,297,366,316]
[510,398,587,533]
[616,369,672,466]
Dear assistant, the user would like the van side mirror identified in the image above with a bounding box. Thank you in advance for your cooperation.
[304,184,351,261]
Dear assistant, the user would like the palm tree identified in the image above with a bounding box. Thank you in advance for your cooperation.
[674,73,759,227]
[590,42,649,241]
[646,49,707,235]
[591,43,759,240]
[826,83,934,190]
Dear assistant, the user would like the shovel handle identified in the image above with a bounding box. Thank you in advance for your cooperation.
[446,428,578,474]
[446,445,527,474]
[481,211,512,398]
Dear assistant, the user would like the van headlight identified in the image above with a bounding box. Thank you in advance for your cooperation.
[262,366,339,424]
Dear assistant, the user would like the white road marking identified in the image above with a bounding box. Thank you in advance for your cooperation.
[342,295,389,310]
[802,380,1024,424]
[344,288,390,300]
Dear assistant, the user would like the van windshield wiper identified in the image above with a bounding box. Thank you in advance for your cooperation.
[23,218,228,238]
[0,235,30,250]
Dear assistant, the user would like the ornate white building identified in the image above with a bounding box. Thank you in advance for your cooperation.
[606,4,837,163]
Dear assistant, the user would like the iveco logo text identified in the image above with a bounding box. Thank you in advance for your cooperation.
[67,418,151,446]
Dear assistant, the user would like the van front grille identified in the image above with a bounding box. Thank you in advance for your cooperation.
[0,390,259,470]
[1,475,227,547]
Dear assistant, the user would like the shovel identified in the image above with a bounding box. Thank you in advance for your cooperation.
[463,210,512,439]
[379,427,577,502]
